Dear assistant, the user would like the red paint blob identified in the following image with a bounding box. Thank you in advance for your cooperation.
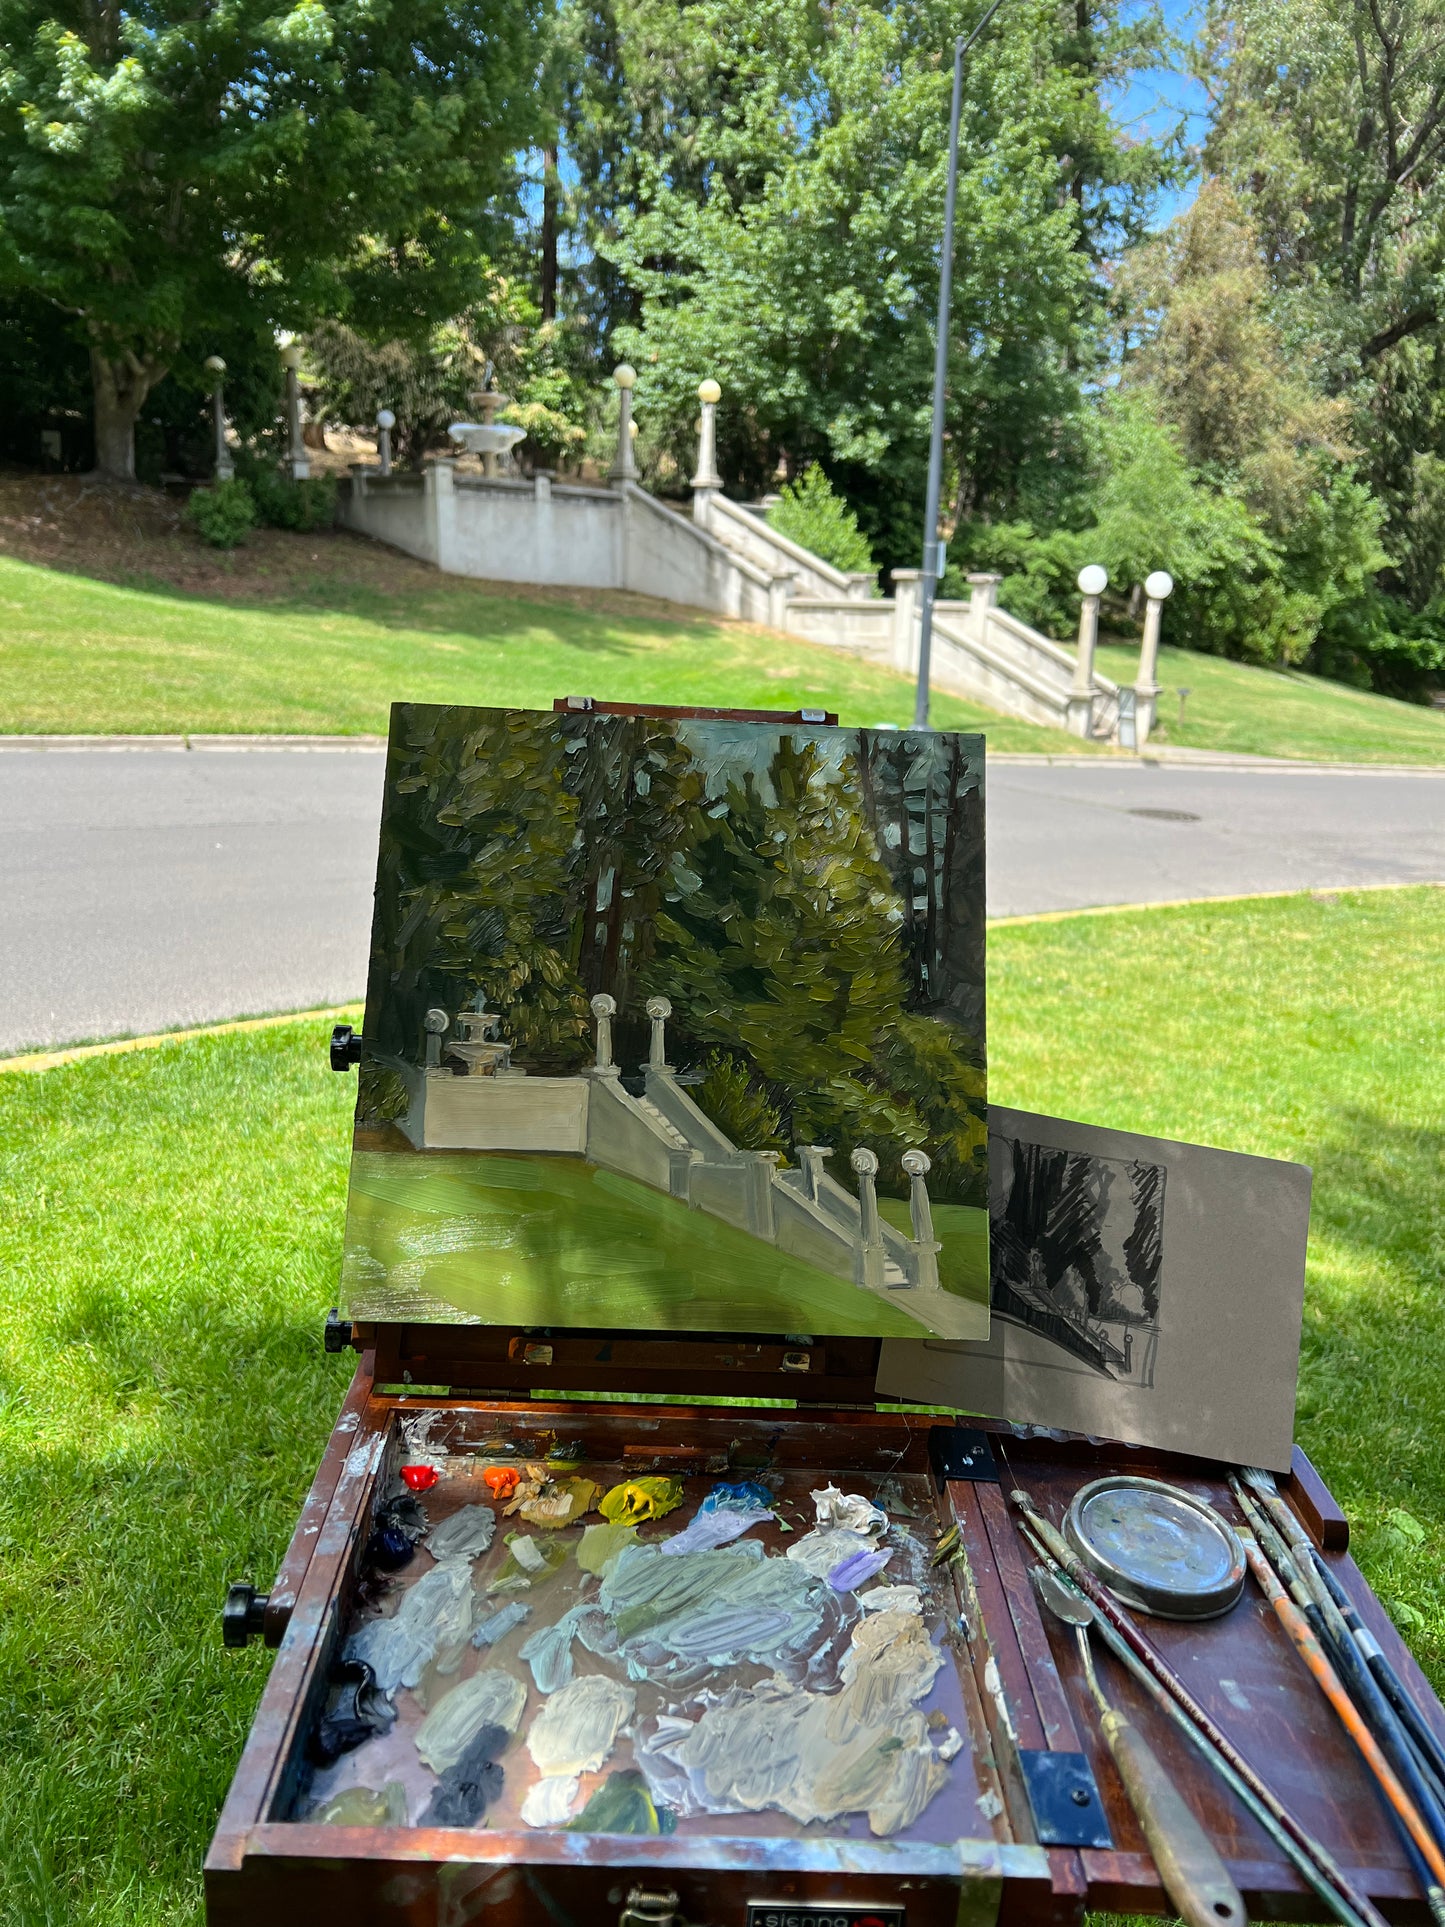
[401,1463,439,1493]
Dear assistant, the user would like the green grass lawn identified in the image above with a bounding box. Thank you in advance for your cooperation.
[0,551,1075,750]
[2,885,1442,1923]
[1095,637,1445,765]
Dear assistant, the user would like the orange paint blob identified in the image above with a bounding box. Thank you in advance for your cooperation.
[484,1466,520,1499]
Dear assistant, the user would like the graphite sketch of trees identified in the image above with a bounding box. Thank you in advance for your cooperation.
[991,1136,1165,1382]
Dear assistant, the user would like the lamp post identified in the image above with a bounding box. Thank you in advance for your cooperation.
[692,376,722,508]
[609,364,639,484]
[375,408,395,479]
[280,342,310,480]
[203,355,234,483]
[1135,568,1173,745]
[1068,563,1107,739]
[913,0,1010,729]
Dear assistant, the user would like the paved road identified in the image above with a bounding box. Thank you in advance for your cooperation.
[2,745,1442,1054]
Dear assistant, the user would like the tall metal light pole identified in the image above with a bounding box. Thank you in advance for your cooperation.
[914,0,1009,729]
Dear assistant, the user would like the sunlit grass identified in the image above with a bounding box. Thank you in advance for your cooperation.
[0,552,1076,750]
[1095,637,1445,765]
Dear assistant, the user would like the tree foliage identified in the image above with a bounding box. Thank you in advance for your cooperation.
[0,0,544,475]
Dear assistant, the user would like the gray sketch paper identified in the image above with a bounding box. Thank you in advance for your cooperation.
[876,1106,1311,1471]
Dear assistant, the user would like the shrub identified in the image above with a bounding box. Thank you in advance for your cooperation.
[246,466,337,532]
[185,479,256,549]
[768,464,876,578]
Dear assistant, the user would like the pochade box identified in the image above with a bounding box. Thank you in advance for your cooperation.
[207,700,1445,1927]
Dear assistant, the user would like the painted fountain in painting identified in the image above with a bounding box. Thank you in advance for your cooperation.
[341,703,990,1341]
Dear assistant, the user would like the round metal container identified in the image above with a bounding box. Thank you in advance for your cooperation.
[1064,1475,1246,1619]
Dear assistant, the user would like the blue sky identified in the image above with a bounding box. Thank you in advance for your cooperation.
[1103,0,1211,228]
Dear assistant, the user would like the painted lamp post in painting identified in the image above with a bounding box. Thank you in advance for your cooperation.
[590,994,620,1077]
[851,1147,885,1291]
[280,342,310,480]
[203,356,234,483]
[609,365,639,484]
[646,997,672,1071]
[1135,569,1174,745]
[1068,564,1107,739]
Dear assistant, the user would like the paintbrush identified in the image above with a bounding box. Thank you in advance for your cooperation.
[1011,1487,1392,1927]
[1032,1564,1247,1927]
[1233,1517,1445,1924]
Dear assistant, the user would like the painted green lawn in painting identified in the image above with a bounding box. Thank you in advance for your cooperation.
[341,1148,987,1336]
[0,885,1440,1924]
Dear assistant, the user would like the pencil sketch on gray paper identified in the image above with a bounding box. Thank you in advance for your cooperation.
[990,1133,1164,1388]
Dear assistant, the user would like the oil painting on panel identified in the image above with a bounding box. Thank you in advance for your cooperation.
[341,703,990,1340]
[876,1106,1311,1470]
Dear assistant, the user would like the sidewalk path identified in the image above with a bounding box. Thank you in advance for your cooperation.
[2,740,1442,1054]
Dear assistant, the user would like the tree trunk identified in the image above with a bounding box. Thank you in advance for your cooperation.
[89,347,166,481]
[541,145,559,322]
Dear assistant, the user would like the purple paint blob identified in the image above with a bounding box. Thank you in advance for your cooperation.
[826,1547,894,1591]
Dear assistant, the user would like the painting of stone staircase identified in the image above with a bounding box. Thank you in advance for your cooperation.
[395,994,984,1340]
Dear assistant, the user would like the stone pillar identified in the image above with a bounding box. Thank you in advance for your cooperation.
[891,569,923,673]
[692,377,721,491]
[1068,564,1107,739]
[1135,569,1173,745]
[589,993,619,1076]
[376,409,394,479]
[967,573,1002,642]
[423,1008,449,1069]
[767,570,795,632]
[204,357,234,483]
[281,344,310,481]
[796,1145,833,1203]
[851,1147,885,1291]
[901,1148,941,1292]
[423,460,456,570]
[744,1151,780,1239]
[534,470,553,503]
[645,996,672,1070]
[609,365,639,484]
[843,570,875,601]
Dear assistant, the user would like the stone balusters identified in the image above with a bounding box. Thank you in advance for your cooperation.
[851,1147,885,1291]
[423,1007,450,1069]
[901,1149,942,1291]
[589,993,619,1076]
[796,1144,833,1202]
[645,995,672,1071]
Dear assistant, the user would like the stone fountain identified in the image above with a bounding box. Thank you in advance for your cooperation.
[448,386,527,477]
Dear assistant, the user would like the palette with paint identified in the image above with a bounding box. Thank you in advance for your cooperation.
[208,703,1445,1927]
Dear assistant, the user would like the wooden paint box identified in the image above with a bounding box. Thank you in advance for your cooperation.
[206,1326,1445,1927]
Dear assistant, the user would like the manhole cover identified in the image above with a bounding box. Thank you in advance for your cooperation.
[1128,807,1201,822]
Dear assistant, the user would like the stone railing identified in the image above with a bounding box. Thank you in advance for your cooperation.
[338,367,1178,743]
[392,991,979,1336]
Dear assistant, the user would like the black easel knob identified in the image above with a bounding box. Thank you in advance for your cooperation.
[223,1582,270,1648]
[324,1308,357,1354]
[330,1024,362,1071]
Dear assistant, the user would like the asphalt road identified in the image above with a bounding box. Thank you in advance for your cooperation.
[2,744,1443,1054]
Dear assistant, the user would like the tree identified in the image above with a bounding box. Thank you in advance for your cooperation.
[1202,0,1445,636]
[0,0,544,479]
[562,0,1179,552]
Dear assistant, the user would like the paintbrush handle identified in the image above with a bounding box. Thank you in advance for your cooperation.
[1100,1705,1248,1927]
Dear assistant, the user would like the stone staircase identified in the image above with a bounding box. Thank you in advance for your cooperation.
[692,491,1120,740]
[397,993,985,1338]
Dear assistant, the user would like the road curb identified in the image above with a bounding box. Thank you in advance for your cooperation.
[0,733,387,751]
[0,1002,365,1074]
